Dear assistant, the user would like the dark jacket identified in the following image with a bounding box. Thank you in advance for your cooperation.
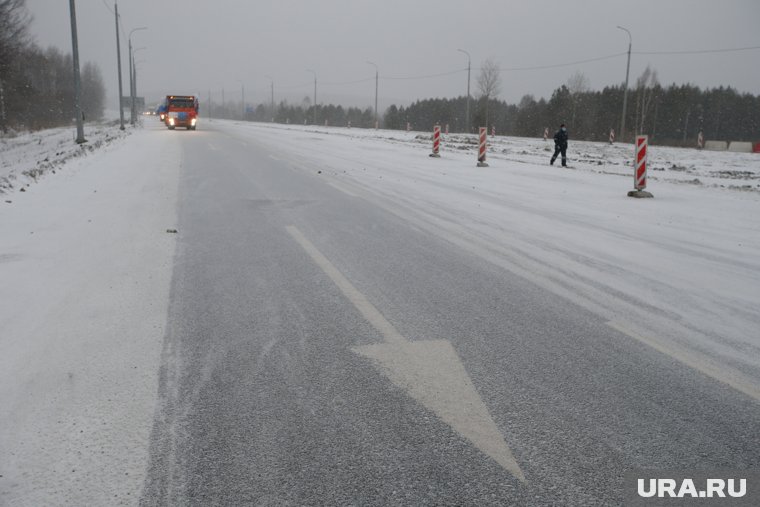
[554,128,568,147]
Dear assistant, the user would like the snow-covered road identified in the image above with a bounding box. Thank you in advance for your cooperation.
[222,121,760,388]
[1,119,758,504]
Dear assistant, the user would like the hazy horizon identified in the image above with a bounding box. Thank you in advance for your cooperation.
[24,0,760,111]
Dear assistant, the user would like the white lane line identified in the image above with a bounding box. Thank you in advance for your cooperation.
[285,225,405,344]
[208,142,219,151]
[326,181,361,198]
[607,321,760,402]
[285,225,526,482]
[268,154,280,161]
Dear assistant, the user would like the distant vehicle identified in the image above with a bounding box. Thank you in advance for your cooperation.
[157,100,168,121]
[164,95,199,130]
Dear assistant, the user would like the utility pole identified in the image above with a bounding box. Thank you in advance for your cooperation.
[367,61,378,129]
[114,1,124,130]
[128,28,147,125]
[307,69,317,125]
[265,76,274,121]
[128,39,133,124]
[617,26,632,142]
[0,81,6,134]
[457,49,471,133]
[68,0,86,143]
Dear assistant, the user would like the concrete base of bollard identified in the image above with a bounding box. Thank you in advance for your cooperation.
[477,161,489,167]
[429,153,441,158]
[627,190,654,198]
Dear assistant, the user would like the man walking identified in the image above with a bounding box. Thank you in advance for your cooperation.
[550,123,568,167]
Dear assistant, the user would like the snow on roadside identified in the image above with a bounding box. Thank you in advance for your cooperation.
[0,121,130,194]
[0,123,179,505]
[217,120,760,389]
[223,121,760,192]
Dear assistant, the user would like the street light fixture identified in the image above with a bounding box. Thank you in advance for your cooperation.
[306,69,317,125]
[366,61,378,129]
[617,25,632,142]
[128,26,147,125]
[457,49,471,134]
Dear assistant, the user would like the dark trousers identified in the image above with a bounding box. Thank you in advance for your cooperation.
[551,144,567,166]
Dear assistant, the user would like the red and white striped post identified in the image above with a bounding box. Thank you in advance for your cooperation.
[609,128,615,144]
[406,122,411,132]
[430,125,441,158]
[491,126,496,137]
[445,124,449,135]
[628,135,653,198]
[477,127,489,167]
[543,127,549,141]
[635,135,647,189]
[697,129,704,149]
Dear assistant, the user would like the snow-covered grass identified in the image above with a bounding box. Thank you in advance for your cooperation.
[0,121,129,193]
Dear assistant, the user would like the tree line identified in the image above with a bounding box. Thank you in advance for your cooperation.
[209,96,378,130]
[384,67,760,145]
[0,0,105,133]
[236,61,758,147]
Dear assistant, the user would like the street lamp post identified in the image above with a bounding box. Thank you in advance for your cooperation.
[617,26,632,142]
[114,1,124,130]
[265,75,274,121]
[457,48,471,134]
[128,27,147,125]
[68,0,85,143]
[236,80,245,120]
[306,69,317,125]
[366,61,379,129]
[131,47,146,122]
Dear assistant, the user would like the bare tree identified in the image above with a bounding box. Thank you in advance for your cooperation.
[566,71,590,126]
[634,65,659,135]
[477,58,501,129]
[81,61,105,121]
[0,0,31,132]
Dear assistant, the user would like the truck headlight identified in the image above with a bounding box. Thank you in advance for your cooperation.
[169,118,175,125]
[191,118,197,126]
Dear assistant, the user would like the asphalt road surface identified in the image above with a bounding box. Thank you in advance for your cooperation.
[138,121,760,506]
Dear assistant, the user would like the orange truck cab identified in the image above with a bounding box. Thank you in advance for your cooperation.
[164,95,199,130]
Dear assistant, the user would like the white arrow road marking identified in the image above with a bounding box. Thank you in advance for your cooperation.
[286,225,526,481]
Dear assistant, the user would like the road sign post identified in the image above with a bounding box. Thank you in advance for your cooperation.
[477,127,489,167]
[627,135,653,198]
[430,125,441,158]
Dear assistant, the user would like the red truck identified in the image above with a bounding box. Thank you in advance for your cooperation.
[164,95,199,130]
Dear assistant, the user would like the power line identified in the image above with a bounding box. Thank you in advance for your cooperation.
[214,43,760,96]
[100,0,113,15]
[633,45,760,55]
[496,52,628,72]
[383,68,467,81]
[323,77,375,86]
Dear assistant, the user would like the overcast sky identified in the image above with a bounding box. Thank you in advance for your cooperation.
[25,0,760,112]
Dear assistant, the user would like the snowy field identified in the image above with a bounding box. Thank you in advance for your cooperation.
[1,119,759,504]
